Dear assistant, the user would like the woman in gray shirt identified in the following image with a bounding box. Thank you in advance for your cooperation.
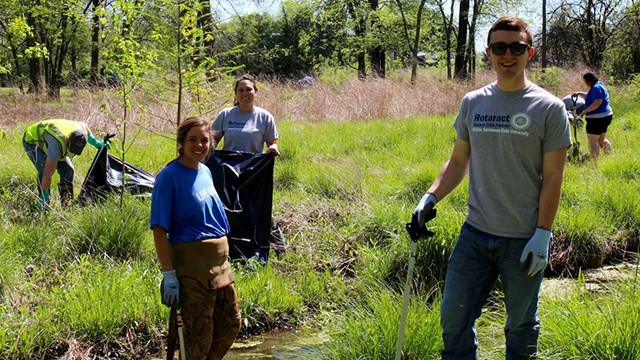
[212,75,279,155]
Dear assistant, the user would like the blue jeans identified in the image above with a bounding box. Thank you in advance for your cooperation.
[23,138,75,188]
[441,223,543,360]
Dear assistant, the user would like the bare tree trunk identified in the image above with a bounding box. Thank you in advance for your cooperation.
[46,9,72,99]
[368,0,385,78]
[346,1,367,79]
[435,0,455,80]
[90,0,101,88]
[26,10,43,94]
[198,0,217,77]
[466,0,479,77]
[585,0,595,66]
[397,0,427,84]
[369,49,385,78]
[454,0,469,80]
[541,0,548,68]
[357,53,366,80]
[11,46,25,93]
[447,0,455,79]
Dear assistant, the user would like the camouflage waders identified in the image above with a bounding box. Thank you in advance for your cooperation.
[170,237,241,360]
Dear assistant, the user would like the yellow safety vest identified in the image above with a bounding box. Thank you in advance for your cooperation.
[24,119,89,158]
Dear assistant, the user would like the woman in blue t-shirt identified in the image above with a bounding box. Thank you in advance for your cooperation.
[150,116,241,359]
[574,72,613,157]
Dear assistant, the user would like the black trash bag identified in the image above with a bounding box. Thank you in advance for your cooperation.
[205,150,276,264]
[78,145,155,204]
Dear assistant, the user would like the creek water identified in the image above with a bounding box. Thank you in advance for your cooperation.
[224,329,327,359]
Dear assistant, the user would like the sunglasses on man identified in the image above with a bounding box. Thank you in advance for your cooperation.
[488,42,530,56]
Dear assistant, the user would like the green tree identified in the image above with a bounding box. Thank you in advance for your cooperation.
[603,2,640,81]
[548,0,628,69]
[0,1,30,91]
[393,0,443,84]
[34,0,86,97]
[216,0,343,78]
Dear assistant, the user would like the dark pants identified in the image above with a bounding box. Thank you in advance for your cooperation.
[441,223,543,360]
[23,138,75,190]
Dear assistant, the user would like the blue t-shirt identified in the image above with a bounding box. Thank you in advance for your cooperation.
[584,81,613,118]
[150,160,230,243]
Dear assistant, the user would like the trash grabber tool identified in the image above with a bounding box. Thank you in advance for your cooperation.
[570,94,581,158]
[166,308,177,360]
[394,209,436,360]
[176,308,186,360]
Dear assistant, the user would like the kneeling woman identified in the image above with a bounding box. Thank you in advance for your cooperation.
[150,116,241,359]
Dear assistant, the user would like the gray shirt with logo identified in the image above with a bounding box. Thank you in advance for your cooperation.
[212,106,278,154]
[454,82,571,238]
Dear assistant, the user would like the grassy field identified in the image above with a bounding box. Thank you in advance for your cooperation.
[1,68,639,359]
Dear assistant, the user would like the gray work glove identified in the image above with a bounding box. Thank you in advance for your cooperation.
[520,228,552,276]
[160,270,180,308]
[413,192,438,227]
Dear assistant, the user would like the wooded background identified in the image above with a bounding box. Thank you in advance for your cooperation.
[1,0,638,98]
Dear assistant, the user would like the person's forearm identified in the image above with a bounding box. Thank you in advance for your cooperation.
[538,147,568,230]
[40,158,57,190]
[427,158,469,202]
[537,168,565,230]
[153,227,173,271]
[581,100,603,115]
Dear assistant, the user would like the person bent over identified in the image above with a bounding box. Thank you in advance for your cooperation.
[22,119,105,208]
[573,72,614,157]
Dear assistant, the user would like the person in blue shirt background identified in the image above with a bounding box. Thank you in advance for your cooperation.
[150,116,241,359]
[574,72,613,157]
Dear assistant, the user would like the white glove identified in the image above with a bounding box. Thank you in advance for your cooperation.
[412,193,438,227]
[160,270,180,308]
[520,228,552,276]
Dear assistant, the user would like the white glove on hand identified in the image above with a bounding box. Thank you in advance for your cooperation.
[160,270,180,308]
[520,228,552,276]
[413,193,438,227]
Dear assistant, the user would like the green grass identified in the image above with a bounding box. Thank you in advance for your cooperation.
[539,268,640,359]
[0,84,639,358]
[317,285,442,360]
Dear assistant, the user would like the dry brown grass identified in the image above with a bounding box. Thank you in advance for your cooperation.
[0,67,594,134]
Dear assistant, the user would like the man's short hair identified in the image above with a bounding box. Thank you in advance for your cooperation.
[487,16,533,46]
[68,129,88,155]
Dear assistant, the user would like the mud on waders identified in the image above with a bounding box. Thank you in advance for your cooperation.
[395,208,436,360]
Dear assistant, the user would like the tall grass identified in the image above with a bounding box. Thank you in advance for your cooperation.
[539,269,640,359]
[317,285,442,360]
[0,68,638,358]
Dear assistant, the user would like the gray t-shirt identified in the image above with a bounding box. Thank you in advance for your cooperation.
[454,82,571,238]
[212,106,278,154]
[44,132,64,162]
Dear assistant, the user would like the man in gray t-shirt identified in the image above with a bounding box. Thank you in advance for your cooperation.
[412,16,570,360]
